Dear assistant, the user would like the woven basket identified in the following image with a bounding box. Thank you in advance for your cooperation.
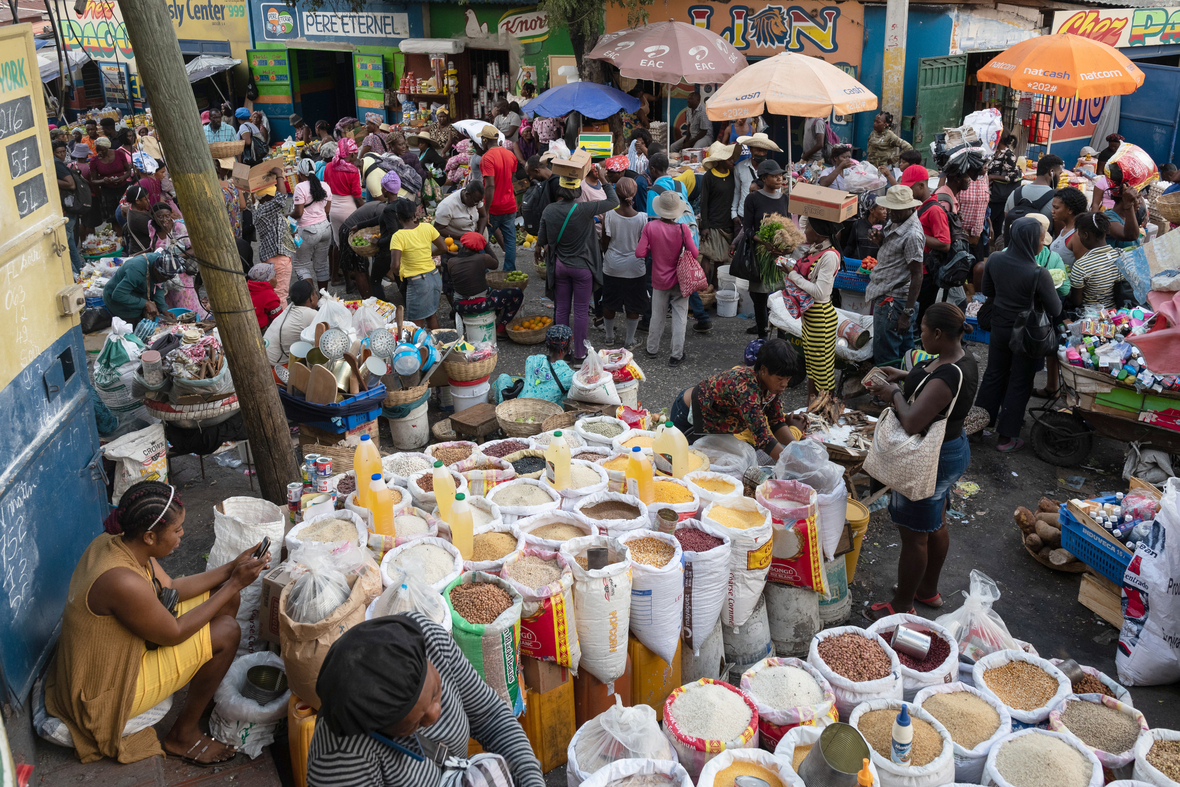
[348,228,381,258]
[384,381,430,407]
[444,353,497,382]
[1155,192,1180,225]
[432,419,457,442]
[496,398,563,437]
[487,271,528,290]
[505,314,551,345]
[502,449,547,480]
[208,140,245,159]
[305,443,354,474]
[542,410,583,433]
[699,285,717,309]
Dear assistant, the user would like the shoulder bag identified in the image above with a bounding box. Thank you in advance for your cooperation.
[863,363,964,501]
[544,203,577,296]
[675,223,709,298]
[1009,268,1058,358]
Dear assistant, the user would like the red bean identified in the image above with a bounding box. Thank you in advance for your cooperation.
[675,529,724,552]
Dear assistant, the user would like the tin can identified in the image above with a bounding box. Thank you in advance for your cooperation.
[287,481,303,526]
[314,474,331,493]
[302,454,319,486]
[315,457,333,480]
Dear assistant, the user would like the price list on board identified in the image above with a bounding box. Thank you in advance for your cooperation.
[0,59,54,228]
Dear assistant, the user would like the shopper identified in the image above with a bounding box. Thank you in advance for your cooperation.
[988,134,1021,243]
[818,145,854,190]
[341,177,399,301]
[265,279,320,365]
[1050,186,1088,270]
[977,217,1062,452]
[478,125,520,272]
[801,115,830,162]
[90,137,134,223]
[493,98,522,144]
[671,91,713,152]
[1067,211,1122,308]
[247,263,282,330]
[1004,155,1063,240]
[864,303,978,620]
[389,198,449,330]
[865,185,926,364]
[732,133,781,229]
[215,158,245,239]
[844,193,886,260]
[605,153,648,217]
[324,137,364,287]
[511,118,540,173]
[789,217,842,399]
[740,159,791,339]
[448,232,522,334]
[292,158,333,291]
[122,184,155,255]
[699,142,738,278]
[865,112,912,170]
[359,113,387,158]
[53,141,84,272]
[639,190,697,367]
[253,168,298,305]
[601,177,648,349]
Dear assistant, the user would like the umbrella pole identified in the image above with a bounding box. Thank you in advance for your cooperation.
[1046,111,1055,155]
[210,76,229,108]
[787,116,792,168]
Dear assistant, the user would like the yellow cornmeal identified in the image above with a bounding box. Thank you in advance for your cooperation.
[623,434,654,449]
[653,480,694,504]
[692,476,735,495]
[712,762,784,787]
[791,745,811,771]
[710,505,765,529]
[602,455,630,471]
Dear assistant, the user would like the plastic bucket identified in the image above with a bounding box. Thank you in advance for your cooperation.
[817,557,850,625]
[844,498,870,583]
[616,379,639,408]
[717,288,739,318]
[459,310,497,347]
[386,399,430,450]
[451,380,490,413]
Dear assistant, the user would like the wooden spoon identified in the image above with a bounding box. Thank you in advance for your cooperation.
[395,305,404,343]
[288,362,311,397]
[306,365,338,405]
[344,353,366,392]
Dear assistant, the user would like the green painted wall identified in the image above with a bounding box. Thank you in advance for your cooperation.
[428,4,574,90]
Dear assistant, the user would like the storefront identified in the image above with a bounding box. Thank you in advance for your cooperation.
[247,0,424,140]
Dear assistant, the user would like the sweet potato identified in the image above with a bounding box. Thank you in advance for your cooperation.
[1049,548,1077,566]
[1037,545,1054,560]
[1025,533,1044,551]
[1035,519,1062,548]
[1015,506,1037,535]
[1038,497,1061,514]
[1036,512,1061,528]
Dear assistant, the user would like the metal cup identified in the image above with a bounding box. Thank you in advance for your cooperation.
[1056,658,1087,685]
[587,547,609,570]
[798,722,870,787]
[892,625,932,661]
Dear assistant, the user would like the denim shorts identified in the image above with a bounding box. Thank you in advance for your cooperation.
[889,431,970,532]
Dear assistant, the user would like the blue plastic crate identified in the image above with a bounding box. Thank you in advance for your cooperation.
[1059,502,1132,586]
[834,271,869,293]
[964,315,990,345]
[843,256,863,273]
[305,406,383,433]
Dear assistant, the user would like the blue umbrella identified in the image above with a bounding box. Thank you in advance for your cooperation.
[522,82,640,120]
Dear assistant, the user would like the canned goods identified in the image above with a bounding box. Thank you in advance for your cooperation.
[314,474,331,493]
[303,454,319,486]
[287,482,303,526]
[315,457,333,479]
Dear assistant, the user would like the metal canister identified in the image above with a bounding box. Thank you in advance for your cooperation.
[314,458,333,493]
[656,508,678,534]
[302,454,319,487]
[892,624,932,660]
[287,481,303,526]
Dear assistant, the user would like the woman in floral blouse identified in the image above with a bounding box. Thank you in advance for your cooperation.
[866,112,912,169]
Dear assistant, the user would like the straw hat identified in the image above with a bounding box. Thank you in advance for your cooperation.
[653,190,688,220]
[1030,212,1053,246]
[702,141,736,169]
[736,132,782,152]
[407,130,440,148]
[877,185,922,210]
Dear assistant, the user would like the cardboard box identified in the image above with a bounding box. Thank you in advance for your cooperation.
[789,182,858,223]
[550,148,591,179]
[232,160,280,193]
[522,656,570,694]
[259,565,294,643]
[298,419,379,448]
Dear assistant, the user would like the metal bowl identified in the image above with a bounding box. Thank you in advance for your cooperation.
[242,664,288,705]
[319,327,350,360]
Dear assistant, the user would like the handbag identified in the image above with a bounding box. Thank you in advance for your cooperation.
[729,228,755,280]
[1009,269,1057,357]
[675,224,709,298]
[863,363,964,501]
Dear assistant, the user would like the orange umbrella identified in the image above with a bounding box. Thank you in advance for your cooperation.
[977,34,1144,99]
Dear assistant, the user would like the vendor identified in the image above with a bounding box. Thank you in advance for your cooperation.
[668,339,807,460]
[102,250,181,322]
[247,263,282,330]
[788,217,842,400]
[45,480,269,765]
[449,232,523,334]
[492,325,574,406]
[307,615,544,787]
[265,279,320,365]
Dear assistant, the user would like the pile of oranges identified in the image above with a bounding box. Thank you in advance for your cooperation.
[444,237,460,254]
[512,315,553,332]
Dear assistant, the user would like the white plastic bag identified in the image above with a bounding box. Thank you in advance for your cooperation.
[964,108,1003,155]
[618,530,684,666]
[570,340,621,405]
[366,564,452,632]
[311,293,353,331]
[561,534,633,684]
[935,569,1019,662]
[702,498,772,629]
[209,651,290,758]
[849,699,956,787]
[287,562,351,624]
[843,161,888,193]
[914,681,1012,784]
[566,695,678,787]
[577,758,693,787]
[693,434,756,480]
[674,519,731,656]
[973,649,1071,727]
[774,439,847,561]
[867,613,960,701]
[208,496,284,656]
[104,423,168,504]
[984,729,1102,787]
[352,299,386,337]
[808,626,904,719]
[1132,728,1180,786]
[33,674,169,750]
[93,317,147,426]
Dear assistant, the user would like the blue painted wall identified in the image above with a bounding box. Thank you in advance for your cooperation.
[856,6,955,155]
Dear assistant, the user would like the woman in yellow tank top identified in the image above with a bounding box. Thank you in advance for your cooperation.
[46,480,270,765]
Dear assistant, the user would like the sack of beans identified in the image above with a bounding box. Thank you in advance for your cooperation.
[480,437,537,459]
[382,451,436,478]
[1132,728,1180,786]
[612,428,656,456]
[757,479,826,596]
[775,724,882,787]
[486,478,562,523]
[444,571,526,716]
[286,510,368,553]
[366,564,452,632]
[807,627,903,719]
[548,460,609,512]
[575,415,628,447]
[577,758,693,787]
[519,511,598,550]
[673,520,732,656]
[453,455,516,498]
[849,698,955,787]
[503,449,547,480]
[684,470,743,516]
[426,440,481,468]
[565,695,677,787]
[648,478,700,531]
[984,728,1102,787]
[973,649,1071,727]
[696,747,792,787]
[407,467,469,512]
[366,506,441,559]
[618,530,685,665]
[575,491,650,537]
[572,446,611,464]
[466,523,524,573]
[867,613,959,701]
[661,678,759,782]
[561,534,633,684]
[1048,694,1148,773]
[702,498,772,629]
[500,546,580,670]
[380,536,463,592]
[1049,659,1133,706]
[432,495,503,540]
[914,682,1012,784]
[740,657,837,751]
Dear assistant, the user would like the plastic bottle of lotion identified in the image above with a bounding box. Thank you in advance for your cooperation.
[891,704,913,765]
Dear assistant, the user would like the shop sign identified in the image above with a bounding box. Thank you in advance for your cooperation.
[1051,95,1109,142]
[1051,8,1180,49]
[498,10,549,42]
[60,0,134,62]
[63,0,250,64]
[167,0,249,34]
[256,0,410,42]
[606,0,862,67]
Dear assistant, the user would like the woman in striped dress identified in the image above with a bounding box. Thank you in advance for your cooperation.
[788,217,842,400]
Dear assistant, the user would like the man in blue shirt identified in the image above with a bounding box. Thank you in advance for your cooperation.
[642,152,711,334]
[203,108,237,143]
[1161,163,1180,195]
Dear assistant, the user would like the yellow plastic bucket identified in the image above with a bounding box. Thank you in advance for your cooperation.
[844,498,871,583]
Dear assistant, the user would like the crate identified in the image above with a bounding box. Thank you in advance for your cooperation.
[843,256,863,273]
[834,271,869,293]
[837,289,871,315]
[303,407,382,434]
[964,315,990,345]
[1060,503,1132,586]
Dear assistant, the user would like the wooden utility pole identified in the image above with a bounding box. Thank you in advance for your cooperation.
[118,0,299,503]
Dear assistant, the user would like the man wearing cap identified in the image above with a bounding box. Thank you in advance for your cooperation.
[864,185,926,364]
[204,108,237,143]
[478,124,520,272]
[699,142,738,275]
[670,91,713,152]
[732,132,781,230]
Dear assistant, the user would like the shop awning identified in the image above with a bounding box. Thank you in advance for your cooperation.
[398,39,465,55]
[37,48,88,83]
[185,54,242,83]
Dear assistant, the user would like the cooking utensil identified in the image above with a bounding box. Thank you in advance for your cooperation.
[326,358,352,393]
[274,364,289,387]
[243,664,288,705]
[319,327,349,360]
[289,341,313,362]
[892,625,932,660]
[306,365,338,405]
[314,322,327,347]
[363,356,387,388]
[393,343,421,376]
[288,363,310,397]
[344,353,366,392]
[1056,659,1087,685]
[797,723,870,787]
[367,327,397,359]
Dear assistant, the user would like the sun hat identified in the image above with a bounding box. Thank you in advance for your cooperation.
[899,165,929,188]
[736,132,782,152]
[756,159,784,177]
[407,130,439,148]
[1029,212,1053,246]
[289,113,304,126]
[702,141,737,169]
[70,142,91,159]
[877,184,922,211]
[478,124,499,140]
[653,189,688,220]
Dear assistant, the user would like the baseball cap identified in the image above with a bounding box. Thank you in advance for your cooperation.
[899,165,929,188]
[478,125,499,140]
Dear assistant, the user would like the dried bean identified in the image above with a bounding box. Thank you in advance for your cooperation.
[1147,740,1180,782]
[816,632,891,682]
[674,529,723,552]
[1071,674,1114,698]
[881,629,952,672]
[472,532,517,562]
[580,501,641,521]
[417,475,434,492]
[627,536,675,567]
[982,661,1059,711]
[336,474,357,496]
[1060,700,1140,754]
[432,446,473,466]
[508,555,561,589]
[449,582,512,624]
[582,422,623,438]
[483,440,529,458]
[511,456,546,475]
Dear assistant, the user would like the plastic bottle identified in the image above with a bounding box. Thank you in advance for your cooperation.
[353,434,382,510]
[857,758,873,786]
[891,704,913,765]
[433,460,457,523]
[625,446,654,504]
[654,420,690,478]
[450,492,474,561]
[369,475,396,537]
[544,430,572,491]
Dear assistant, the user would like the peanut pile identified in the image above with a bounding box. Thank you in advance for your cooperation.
[816,632,892,682]
[449,582,512,625]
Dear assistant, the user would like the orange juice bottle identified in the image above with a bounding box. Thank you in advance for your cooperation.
[654,420,690,478]
[625,446,654,504]
[544,430,572,491]
[449,492,474,560]
[369,475,395,537]
[353,434,382,508]
[433,460,457,523]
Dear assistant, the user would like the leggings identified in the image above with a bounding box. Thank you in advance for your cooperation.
[751,291,770,335]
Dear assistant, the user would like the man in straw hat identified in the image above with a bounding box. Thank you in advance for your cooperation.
[699,141,739,275]
[865,184,926,364]
[732,132,782,229]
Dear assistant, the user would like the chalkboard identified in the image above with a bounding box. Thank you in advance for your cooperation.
[0,96,34,143]
[13,173,47,219]
[5,136,40,180]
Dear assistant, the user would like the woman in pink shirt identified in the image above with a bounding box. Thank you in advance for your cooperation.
[637,190,698,367]
[292,159,333,290]
[323,137,363,285]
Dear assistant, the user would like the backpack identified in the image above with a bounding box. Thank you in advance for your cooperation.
[240,130,268,165]
[62,166,93,216]
[1003,185,1054,245]
[521,180,544,234]
[918,193,974,291]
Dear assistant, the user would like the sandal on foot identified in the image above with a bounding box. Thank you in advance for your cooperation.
[996,438,1025,453]
[169,736,237,768]
[863,601,915,622]
[916,593,944,608]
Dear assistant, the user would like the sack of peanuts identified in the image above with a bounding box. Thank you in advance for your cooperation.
[573,490,650,538]
[1048,694,1148,772]
[739,657,837,752]
[577,758,693,787]
[673,519,732,657]
[518,510,597,550]
[972,649,1071,727]
[465,523,524,574]
[776,724,882,787]
[984,729,1102,787]
[453,455,516,498]
[697,747,794,787]
[848,698,955,787]
[500,546,580,670]
[808,626,903,719]
[662,679,759,782]
[560,534,633,684]
[913,682,1011,784]
[618,530,684,665]
[1048,659,1133,706]
[444,571,525,716]
[702,498,772,629]
[647,477,700,531]
[1132,728,1180,785]
[866,613,960,701]
[426,440,482,468]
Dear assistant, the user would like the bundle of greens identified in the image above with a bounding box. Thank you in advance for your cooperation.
[754,213,805,287]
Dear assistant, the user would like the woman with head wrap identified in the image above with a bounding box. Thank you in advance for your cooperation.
[292,158,334,290]
[787,216,843,400]
[324,136,364,286]
[844,192,886,260]
[359,113,387,158]
[976,216,1063,453]
[387,131,428,192]
[307,615,544,787]
[90,136,135,223]
[601,176,649,348]
[316,141,337,179]
[425,107,461,156]
[246,262,282,329]
[492,324,576,406]
[448,231,523,333]
[102,250,181,322]
[511,117,539,174]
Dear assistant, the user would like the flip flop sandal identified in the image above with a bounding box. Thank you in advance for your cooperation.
[996,438,1025,453]
[891,585,944,608]
[862,601,915,622]
[173,737,238,768]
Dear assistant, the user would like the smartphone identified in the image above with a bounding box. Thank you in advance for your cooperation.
[252,536,270,560]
